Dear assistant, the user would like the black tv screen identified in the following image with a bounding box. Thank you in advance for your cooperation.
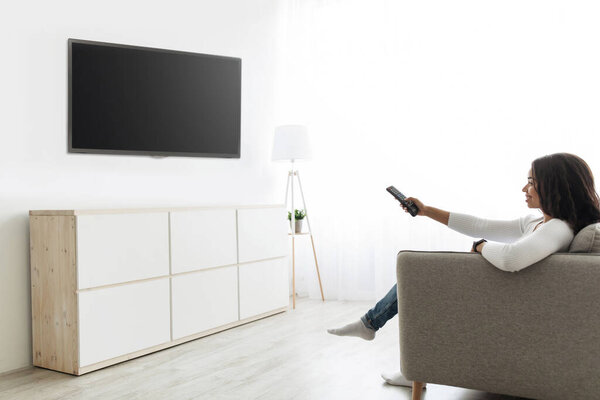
[69,39,241,158]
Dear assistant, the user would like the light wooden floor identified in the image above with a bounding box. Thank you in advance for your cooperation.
[0,299,529,400]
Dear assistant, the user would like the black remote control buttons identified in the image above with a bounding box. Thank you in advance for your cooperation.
[386,186,419,217]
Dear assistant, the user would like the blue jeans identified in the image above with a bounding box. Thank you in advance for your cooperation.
[361,284,398,331]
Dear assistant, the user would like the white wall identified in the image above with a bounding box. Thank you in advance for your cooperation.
[0,0,284,374]
[276,0,600,301]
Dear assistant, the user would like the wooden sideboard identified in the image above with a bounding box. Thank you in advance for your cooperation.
[29,205,289,375]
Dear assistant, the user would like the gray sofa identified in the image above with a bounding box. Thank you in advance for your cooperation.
[396,223,600,400]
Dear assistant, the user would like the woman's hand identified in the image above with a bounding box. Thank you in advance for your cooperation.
[402,197,427,216]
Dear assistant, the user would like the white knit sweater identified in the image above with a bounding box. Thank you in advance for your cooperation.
[448,212,574,272]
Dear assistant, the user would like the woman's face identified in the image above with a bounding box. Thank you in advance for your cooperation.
[522,169,541,209]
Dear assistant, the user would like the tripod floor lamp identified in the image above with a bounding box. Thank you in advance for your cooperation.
[272,125,324,309]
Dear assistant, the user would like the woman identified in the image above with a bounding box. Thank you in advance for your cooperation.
[328,153,600,387]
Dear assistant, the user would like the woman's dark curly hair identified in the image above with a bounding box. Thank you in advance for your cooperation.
[532,153,600,234]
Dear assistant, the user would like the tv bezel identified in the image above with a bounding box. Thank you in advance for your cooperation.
[68,38,242,158]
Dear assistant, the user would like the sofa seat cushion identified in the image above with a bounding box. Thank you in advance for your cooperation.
[569,223,600,253]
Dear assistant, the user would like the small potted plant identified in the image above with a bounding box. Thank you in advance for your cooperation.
[288,209,306,234]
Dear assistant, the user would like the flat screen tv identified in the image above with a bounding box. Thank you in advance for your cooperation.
[69,39,241,158]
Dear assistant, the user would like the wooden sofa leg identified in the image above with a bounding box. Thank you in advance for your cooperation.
[412,381,424,400]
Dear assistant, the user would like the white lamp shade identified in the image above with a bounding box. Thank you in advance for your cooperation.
[271,125,312,161]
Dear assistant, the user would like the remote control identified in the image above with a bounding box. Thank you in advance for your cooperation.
[386,186,419,217]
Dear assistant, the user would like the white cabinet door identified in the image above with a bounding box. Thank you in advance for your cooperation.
[239,259,289,319]
[170,210,237,274]
[171,266,239,340]
[78,279,171,367]
[77,213,169,289]
[237,207,287,263]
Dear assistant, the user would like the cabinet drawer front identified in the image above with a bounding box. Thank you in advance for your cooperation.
[239,259,289,319]
[237,207,288,263]
[170,210,237,274]
[171,266,239,340]
[77,213,169,289]
[78,279,171,367]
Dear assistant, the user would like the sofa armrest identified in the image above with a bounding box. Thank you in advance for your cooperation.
[396,250,600,400]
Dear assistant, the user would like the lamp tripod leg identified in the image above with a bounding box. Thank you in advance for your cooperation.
[290,168,296,309]
[292,236,296,309]
[284,171,292,209]
[296,171,324,302]
[310,234,325,302]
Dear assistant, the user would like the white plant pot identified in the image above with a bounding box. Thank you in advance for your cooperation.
[290,219,303,234]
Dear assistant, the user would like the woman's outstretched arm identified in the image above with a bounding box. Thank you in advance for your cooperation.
[401,197,528,242]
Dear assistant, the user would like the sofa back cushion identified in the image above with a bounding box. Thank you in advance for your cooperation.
[569,223,600,253]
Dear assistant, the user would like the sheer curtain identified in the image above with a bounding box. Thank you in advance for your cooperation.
[273,0,600,301]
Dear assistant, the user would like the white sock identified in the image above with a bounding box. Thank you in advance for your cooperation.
[327,320,375,341]
[381,371,426,388]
